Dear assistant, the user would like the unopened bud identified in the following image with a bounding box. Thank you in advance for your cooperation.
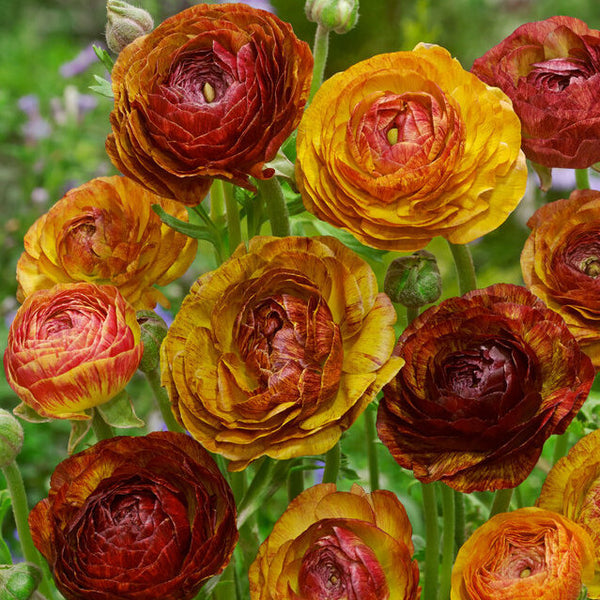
[305,0,359,34]
[106,0,154,54]
[0,409,24,468]
[0,563,42,600]
[384,250,442,308]
[136,310,168,373]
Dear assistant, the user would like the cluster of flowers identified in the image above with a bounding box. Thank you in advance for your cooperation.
[3,2,600,599]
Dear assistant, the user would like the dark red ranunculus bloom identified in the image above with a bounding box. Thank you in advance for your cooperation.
[106,3,313,205]
[28,432,238,600]
[472,16,600,168]
[377,283,595,493]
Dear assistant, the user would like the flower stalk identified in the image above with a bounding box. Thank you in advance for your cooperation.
[576,168,590,190]
[145,368,185,434]
[489,487,513,517]
[421,482,440,600]
[255,176,291,237]
[440,484,455,600]
[322,441,341,484]
[224,180,243,254]
[364,406,379,491]
[447,241,477,295]
[1,461,55,599]
[309,23,330,101]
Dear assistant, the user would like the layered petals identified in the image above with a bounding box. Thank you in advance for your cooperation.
[248,483,420,600]
[106,2,313,204]
[28,432,238,600]
[376,283,594,492]
[521,189,600,367]
[296,44,527,251]
[16,176,197,310]
[451,507,597,600]
[3,282,142,420]
[537,429,600,597]
[472,16,600,168]
[160,235,403,470]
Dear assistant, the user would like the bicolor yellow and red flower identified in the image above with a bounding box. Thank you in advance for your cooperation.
[161,235,403,470]
[377,283,594,492]
[16,176,197,310]
[248,483,420,600]
[3,282,142,420]
[106,2,313,205]
[451,507,598,600]
[472,16,600,168]
[296,44,527,251]
[537,428,600,598]
[521,189,600,368]
[28,432,238,600]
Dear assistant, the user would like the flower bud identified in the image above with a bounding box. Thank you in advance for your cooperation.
[305,0,359,34]
[0,563,42,600]
[105,0,154,54]
[136,310,168,373]
[0,409,24,468]
[384,250,442,308]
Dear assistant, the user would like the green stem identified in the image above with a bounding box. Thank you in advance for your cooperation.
[439,484,455,600]
[454,490,465,551]
[322,442,341,484]
[288,467,305,502]
[489,488,513,518]
[422,482,439,600]
[223,181,243,254]
[255,176,291,237]
[2,461,55,599]
[575,168,590,190]
[210,179,226,222]
[145,368,185,433]
[92,409,114,441]
[447,241,477,295]
[406,305,419,325]
[309,23,330,101]
[552,432,569,466]
[212,559,239,600]
[364,406,379,491]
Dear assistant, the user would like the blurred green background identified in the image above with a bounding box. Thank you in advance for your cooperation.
[2,0,600,567]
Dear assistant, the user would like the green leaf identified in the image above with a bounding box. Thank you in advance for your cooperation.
[152,204,220,244]
[0,491,13,564]
[89,75,114,99]
[93,44,115,71]
[67,419,92,454]
[11,404,51,424]
[95,390,145,429]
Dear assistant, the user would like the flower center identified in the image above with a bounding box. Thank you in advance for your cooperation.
[562,228,600,279]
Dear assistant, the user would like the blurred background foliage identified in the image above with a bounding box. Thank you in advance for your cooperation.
[2,0,600,564]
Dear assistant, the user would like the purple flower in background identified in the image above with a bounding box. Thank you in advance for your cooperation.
[220,0,275,12]
[17,94,51,143]
[59,43,101,78]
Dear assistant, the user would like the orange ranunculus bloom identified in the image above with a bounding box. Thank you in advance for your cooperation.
[16,176,197,311]
[296,44,527,252]
[521,189,600,368]
[472,16,600,169]
[537,429,600,598]
[377,284,594,493]
[451,507,598,600]
[248,483,420,600]
[160,236,403,470]
[106,3,312,205]
[29,432,238,600]
[3,283,142,420]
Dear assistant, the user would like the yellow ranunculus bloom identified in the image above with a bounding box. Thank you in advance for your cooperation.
[17,176,197,310]
[160,236,403,470]
[296,44,527,251]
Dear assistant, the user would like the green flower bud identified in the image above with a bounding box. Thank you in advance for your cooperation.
[136,310,168,373]
[384,250,442,308]
[0,409,24,468]
[0,562,42,600]
[305,0,359,34]
[105,0,154,54]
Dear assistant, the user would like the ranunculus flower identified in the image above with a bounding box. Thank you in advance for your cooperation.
[106,3,313,205]
[28,432,238,600]
[376,283,594,492]
[161,235,403,470]
[471,16,600,169]
[16,176,197,310]
[451,507,598,600]
[521,189,600,368]
[248,483,420,600]
[537,429,600,598]
[3,282,142,420]
[295,44,527,252]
